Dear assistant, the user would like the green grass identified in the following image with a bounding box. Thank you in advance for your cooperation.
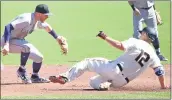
[1,91,171,99]
[1,1,170,65]
[0,1,171,99]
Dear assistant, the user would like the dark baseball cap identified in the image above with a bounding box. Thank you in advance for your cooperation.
[35,4,52,16]
[141,27,157,41]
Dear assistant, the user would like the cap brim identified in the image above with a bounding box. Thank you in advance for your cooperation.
[44,13,53,16]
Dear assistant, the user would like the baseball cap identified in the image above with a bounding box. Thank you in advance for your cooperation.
[141,27,157,42]
[35,4,52,16]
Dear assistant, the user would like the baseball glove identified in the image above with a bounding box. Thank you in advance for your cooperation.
[96,31,107,40]
[57,36,68,55]
[155,10,163,25]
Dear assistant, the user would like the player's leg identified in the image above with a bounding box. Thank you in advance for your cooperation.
[24,43,50,83]
[111,72,128,88]
[1,38,30,72]
[89,75,111,91]
[144,8,167,61]
[3,38,48,83]
[133,11,144,39]
[5,39,32,84]
[49,57,110,84]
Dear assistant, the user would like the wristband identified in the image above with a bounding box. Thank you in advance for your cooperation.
[49,30,58,39]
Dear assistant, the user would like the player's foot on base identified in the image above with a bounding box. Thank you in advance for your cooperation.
[17,70,32,84]
[31,75,50,83]
[158,54,168,61]
[49,75,68,84]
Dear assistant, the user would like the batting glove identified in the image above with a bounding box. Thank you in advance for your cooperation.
[97,31,107,40]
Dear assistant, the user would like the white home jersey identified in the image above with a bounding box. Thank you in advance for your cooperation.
[117,38,161,80]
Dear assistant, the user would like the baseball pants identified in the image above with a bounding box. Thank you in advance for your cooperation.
[1,37,43,63]
[61,57,128,89]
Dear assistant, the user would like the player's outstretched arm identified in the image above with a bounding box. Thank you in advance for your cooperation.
[96,31,125,51]
[40,22,68,55]
[153,66,170,89]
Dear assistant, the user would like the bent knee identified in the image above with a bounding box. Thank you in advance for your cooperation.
[22,45,31,53]
[29,53,44,63]
[34,54,43,63]
[89,77,102,89]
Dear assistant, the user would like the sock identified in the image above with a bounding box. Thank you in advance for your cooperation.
[32,62,42,78]
[19,52,30,72]
[152,37,160,55]
[20,52,30,66]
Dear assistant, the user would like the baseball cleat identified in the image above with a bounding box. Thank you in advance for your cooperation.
[49,75,68,84]
[31,75,50,83]
[158,54,168,61]
[17,70,32,84]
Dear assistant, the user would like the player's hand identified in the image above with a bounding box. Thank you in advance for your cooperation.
[56,36,68,55]
[1,43,9,56]
[155,10,163,25]
[134,8,141,16]
[96,31,107,40]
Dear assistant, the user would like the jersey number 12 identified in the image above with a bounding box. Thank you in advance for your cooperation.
[135,50,150,67]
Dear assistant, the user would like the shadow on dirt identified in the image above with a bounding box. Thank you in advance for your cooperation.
[41,88,98,91]
[42,87,167,92]
[1,82,25,85]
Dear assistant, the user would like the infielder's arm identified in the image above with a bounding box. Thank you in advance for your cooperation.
[1,24,14,56]
[3,24,14,45]
[39,22,59,39]
[128,1,141,16]
[128,1,136,11]
[38,22,68,54]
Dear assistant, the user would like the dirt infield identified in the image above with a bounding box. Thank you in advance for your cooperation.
[1,65,171,96]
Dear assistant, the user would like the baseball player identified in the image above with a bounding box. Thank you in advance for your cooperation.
[128,0,167,61]
[1,4,68,84]
[49,27,169,91]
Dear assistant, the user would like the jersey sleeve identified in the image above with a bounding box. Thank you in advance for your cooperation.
[121,38,135,51]
[37,21,52,30]
[10,16,30,29]
[149,54,162,68]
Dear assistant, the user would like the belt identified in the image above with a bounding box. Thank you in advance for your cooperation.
[117,63,130,83]
[140,6,152,10]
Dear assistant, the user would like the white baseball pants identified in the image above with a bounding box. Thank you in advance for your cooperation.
[62,57,128,89]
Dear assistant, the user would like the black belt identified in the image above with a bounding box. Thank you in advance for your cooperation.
[117,63,130,83]
[140,6,152,10]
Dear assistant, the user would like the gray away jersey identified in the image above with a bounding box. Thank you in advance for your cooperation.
[132,0,154,8]
[9,13,50,39]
